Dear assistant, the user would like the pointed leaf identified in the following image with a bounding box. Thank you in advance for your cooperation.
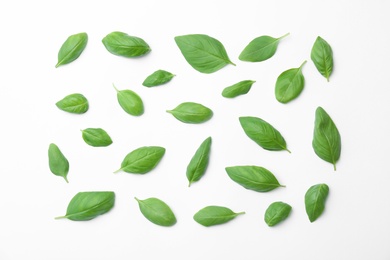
[56,93,89,114]
[305,184,329,222]
[115,146,165,174]
[186,137,212,187]
[48,143,69,183]
[275,61,306,103]
[113,84,144,116]
[135,197,176,226]
[143,70,175,87]
[311,36,333,81]
[56,32,88,68]
[81,128,113,147]
[264,201,292,227]
[167,102,213,124]
[102,31,151,58]
[222,80,256,98]
[193,206,245,227]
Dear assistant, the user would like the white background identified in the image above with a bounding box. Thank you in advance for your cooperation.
[0,0,389,259]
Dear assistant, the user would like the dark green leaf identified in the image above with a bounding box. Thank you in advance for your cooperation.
[56,93,89,114]
[102,31,151,58]
[48,143,69,183]
[222,80,256,98]
[113,84,144,116]
[264,201,292,227]
[193,206,245,227]
[186,137,212,187]
[275,61,306,103]
[143,70,175,87]
[56,32,88,68]
[167,102,213,124]
[135,197,176,226]
[115,146,165,174]
[81,128,112,147]
[311,36,333,81]
[305,184,329,222]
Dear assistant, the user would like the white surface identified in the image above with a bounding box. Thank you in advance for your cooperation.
[0,0,389,259]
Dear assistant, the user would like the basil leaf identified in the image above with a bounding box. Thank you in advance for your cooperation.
[239,33,289,62]
[225,165,284,192]
[55,93,88,114]
[143,70,175,87]
[113,84,144,116]
[222,80,256,98]
[102,31,151,58]
[115,146,165,174]
[167,102,213,124]
[193,206,245,227]
[239,116,290,152]
[305,184,329,222]
[135,197,176,227]
[264,201,292,227]
[187,137,212,187]
[275,61,306,103]
[48,143,69,183]
[311,36,333,81]
[56,32,88,68]
[174,34,235,73]
[55,192,115,221]
[312,107,341,170]
[81,128,113,147]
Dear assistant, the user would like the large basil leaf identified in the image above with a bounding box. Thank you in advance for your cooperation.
[193,206,245,227]
[305,184,329,222]
[311,36,333,81]
[167,102,213,124]
[56,93,89,114]
[143,70,175,87]
[135,197,176,226]
[186,137,212,187]
[56,32,88,68]
[48,143,69,183]
[115,146,165,174]
[81,128,112,147]
[222,80,256,98]
[102,31,151,58]
[264,201,292,227]
[275,61,306,103]
[113,84,144,116]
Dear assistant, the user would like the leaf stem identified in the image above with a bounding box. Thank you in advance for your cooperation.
[112,83,119,92]
[134,197,140,202]
[236,212,246,216]
[113,168,122,174]
[54,215,67,220]
[280,184,286,188]
[278,32,290,40]
[63,176,69,183]
[229,60,237,66]
[285,148,291,153]
[333,163,337,171]
[299,60,307,69]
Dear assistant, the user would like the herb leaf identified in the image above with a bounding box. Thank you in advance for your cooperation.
[102,31,151,58]
[167,102,213,124]
[222,80,256,98]
[55,192,115,221]
[225,165,284,192]
[239,116,290,152]
[275,61,306,103]
[174,34,235,73]
[143,70,175,87]
[113,84,144,116]
[48,143,69,183]
[81,128,113,147]
[56,32,88,68]
[55,93,89,114]
[187,137,212,187]
[193,206,245,227]
[311,36,333,81]
[115,146,165,174]
[305,184,329,222]
[264,201,292,227]
[135,197,176,227]
[312,107,341,170]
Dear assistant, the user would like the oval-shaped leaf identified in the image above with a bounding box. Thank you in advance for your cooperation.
[174,34,235,73]
[305,184,329,222]
[167,102,213,124]
[193,206,245,227]
[239,33,289,62]
[48,143,69,183]
[135,197,176,226]
[81,128,113,147]
[187,137,212,187]
[102,31,151,58]
[56,93,89,114]
[312,107,341,170]
[55,192,115,221]
[115,146,165,174]
[275,61,306,103]
[56,32,88,68]
[113,84,144,116]
[222,80,256,98]
[225,166,284,192]
[239,116,290,152]
[311,36,333,81]
[264,201,292,227]
[143,70,175,87]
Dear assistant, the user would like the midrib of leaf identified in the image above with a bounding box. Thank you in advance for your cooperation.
[63,101,87,110]
[179,40,235,65]
[56,39,84,68]
[243,38,279,57]
[198,212,243,221]
[319,41,330,81]
[189,144,208,185]
[83,130,104,141]
[168,110,208,117]
[310,186,324,221]
[55,197,112,219]
[317,113,336,170]
[109,44,149,50]
[233,173,283,188]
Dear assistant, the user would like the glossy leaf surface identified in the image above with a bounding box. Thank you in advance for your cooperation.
[264,201,292,227]
[186,137,212,187]
[222,80,256,98]
[115,146,165,174]
[275,61,306,103]
[114,84,144,116]
[143,70,175,87]
[311,36,333,81]
[167,102,213,124]
[81,128,112,147]
[193,206,244,227]
[102,31,150,58]
[135,197,176,226]
[56,32,88,68]
[305,184,329,222]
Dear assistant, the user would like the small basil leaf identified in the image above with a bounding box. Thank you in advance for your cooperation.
[311,36,333,81]
[135,197,176,227]
[102,31,151,58]
[239,33,289,62]
[167,102,213,124]
[113,84,144,116]
[222,80,256,98]
[56,32,88,68]
[81,128,113,147]
[275,61,306,103]
[143,70,175,87]
[312,107,341,170]
[239,116,290,152]
[55,191,115,221]
[264,201,292,227]
[186,137,212,187]
[55,93,89,114]
[48,143,69,183]
[115,146,165,174]
[193,206,245,227]
[305,184,329,222]
[174,34,235,74]
[225,165,284,192]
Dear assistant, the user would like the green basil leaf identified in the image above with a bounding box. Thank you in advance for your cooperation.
[55,191,115,221]
[167,102,213,124]
[264,201,292,227]
[275,61,306,103]
[143,70,175,87]
[81,128,113,147]
[56,32,88,68]
[239,116,290,152]
[113,84,144,116]
[312,107,341,170]
[193,206,245,227]
[239,33,289,62]
[174,34,235,73]
[102,31,151,58]
[48,143,69,183]
[187,137,212,187]
[222,80,256,98]
[55,93,88,114]
[311,36,333,81]
[135,197,176,226]
[115,146,165,174]
[225,165,284,192]
[305,184,329,222]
